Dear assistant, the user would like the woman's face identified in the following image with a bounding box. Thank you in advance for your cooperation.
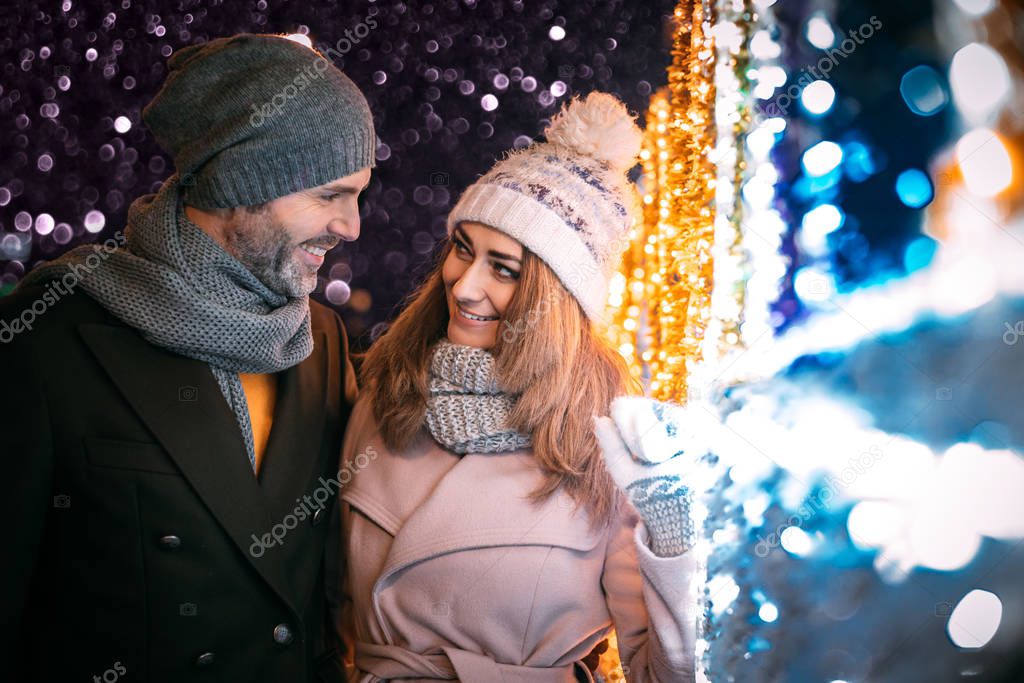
[442,221,523,350]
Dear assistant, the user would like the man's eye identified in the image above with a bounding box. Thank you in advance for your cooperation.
[321,193,341,202]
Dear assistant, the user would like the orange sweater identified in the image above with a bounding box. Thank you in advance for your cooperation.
[239,372,278,474]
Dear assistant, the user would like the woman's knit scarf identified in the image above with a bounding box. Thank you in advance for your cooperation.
[21,174,313,472]
[425,339,532,455]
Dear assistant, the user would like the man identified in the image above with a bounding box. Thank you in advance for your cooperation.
[0,34,374,682]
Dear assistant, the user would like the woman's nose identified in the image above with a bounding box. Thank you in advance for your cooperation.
[451,260,488,301]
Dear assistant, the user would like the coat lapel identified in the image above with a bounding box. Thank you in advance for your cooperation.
[358,446,604,595]
[78,322,301,614]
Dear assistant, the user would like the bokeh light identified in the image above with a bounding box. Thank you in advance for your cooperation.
[953,0,996,16]
[802,141,844,177]
[895,169,933,208]
[950,43,1011,121]
[899,65,948,117]
[956,128,1013,197]
[805,13,835,49]
[948,590,1002,648]
[800,80,835,116]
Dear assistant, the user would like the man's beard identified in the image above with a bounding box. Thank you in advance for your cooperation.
[224,211,318,298]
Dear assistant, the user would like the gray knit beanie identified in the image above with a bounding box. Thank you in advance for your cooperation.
[142,33,376,209]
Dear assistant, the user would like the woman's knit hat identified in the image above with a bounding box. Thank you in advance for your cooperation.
[142,33,376,209]
[446,91,643,321]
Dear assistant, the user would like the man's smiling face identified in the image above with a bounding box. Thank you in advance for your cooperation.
[223,167,371,297]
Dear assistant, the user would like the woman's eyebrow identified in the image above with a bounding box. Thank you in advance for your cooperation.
[487,249,521,264]
[454,225,472,244]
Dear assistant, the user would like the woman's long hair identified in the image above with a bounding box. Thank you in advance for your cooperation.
[360,238,638,529]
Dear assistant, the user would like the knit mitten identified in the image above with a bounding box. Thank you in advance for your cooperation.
[594,397,700,557]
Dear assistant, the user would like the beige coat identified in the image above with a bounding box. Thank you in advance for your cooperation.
[335,397,698,682]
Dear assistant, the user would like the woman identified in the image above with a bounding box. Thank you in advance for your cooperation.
[336,92,698,682]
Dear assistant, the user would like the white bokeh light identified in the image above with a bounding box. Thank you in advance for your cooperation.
[758,602,779,623]
[805,14,835,49]
[708,574,740,617]
[84,209,106,233]
[847,501,905,550]
[950,43,1011,122]
[953,0,995,16]
[801,140,843,177]
[956,128,1013,197]
[780,526,814,556]
[793,266,836,303]
[948,589,1002,648]
[35,213,55,236]
[801,80,836,115]
[324,279,351,306]
[798,204,844,256]
[749,30,781,59]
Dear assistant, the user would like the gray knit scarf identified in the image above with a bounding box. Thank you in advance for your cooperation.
[425,339,532,455]
[22,174,313,472]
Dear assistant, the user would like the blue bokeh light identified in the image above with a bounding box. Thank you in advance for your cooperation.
[899,65,948,117]
[903,236,938,272]
[895,169,934,208]
[843,141,877,182]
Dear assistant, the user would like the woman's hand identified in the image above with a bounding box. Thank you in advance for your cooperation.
[594,397,699,558]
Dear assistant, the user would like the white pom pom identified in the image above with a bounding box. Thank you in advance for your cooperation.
[544,92,642,174]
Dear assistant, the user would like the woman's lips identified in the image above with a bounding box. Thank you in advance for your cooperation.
[452,305,499,327]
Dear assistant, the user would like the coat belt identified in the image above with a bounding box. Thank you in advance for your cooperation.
[355,641,592,682]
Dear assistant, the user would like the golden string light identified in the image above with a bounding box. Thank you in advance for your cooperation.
[606,0,717,402]
[606,0,786,402]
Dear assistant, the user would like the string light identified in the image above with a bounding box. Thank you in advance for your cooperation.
[607,0,786,402]
[605,0,717,402]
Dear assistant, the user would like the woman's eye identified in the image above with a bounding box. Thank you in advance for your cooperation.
[495,263,520,280]
[454,239,471,255]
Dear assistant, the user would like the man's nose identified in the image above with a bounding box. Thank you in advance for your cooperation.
[327,212,360,242]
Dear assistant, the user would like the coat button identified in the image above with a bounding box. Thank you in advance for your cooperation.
[273,623,294,645]
[312,507,324,526]
[158,534,182,549]
[195,652,215,667]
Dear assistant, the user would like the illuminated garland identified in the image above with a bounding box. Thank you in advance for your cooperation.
[708,0,753,362]
[702,0,787,387]
[606,0,787,402]
[606,0,717,403]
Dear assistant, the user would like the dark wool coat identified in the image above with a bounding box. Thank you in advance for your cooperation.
[0,282,357,683]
